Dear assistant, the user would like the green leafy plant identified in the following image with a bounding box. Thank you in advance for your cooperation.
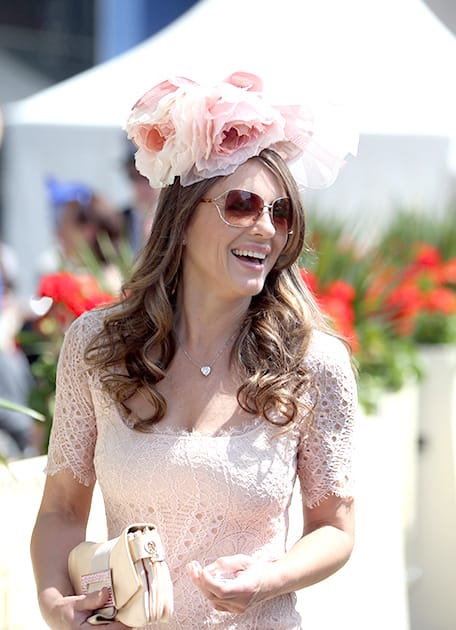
[376,205,456,262]
[376,213,456,345]
[300,212,422,413]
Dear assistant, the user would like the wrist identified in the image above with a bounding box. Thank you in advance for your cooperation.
[38,586,68,618]
[256,559,289,603]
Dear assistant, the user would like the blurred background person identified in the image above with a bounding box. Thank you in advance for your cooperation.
[37,177,123,277]
[0,241,36,459]
[20,179,124,443]
[121,143,160,254]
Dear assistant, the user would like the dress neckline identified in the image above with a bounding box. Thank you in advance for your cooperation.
[114,406,271,438]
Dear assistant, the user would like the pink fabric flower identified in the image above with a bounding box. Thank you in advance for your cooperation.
[125,72,356,189]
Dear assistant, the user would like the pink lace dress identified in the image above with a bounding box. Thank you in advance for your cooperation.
[46,310,357,629]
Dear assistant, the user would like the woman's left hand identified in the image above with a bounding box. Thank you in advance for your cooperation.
[187,554,269,614]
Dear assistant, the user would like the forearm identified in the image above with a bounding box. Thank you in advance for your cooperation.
[30,511,86,614]
[188,520,354,615]
[263,522,354,599]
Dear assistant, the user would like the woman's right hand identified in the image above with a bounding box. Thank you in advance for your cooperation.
[41,587,129,629]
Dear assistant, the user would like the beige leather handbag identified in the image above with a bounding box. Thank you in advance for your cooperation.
[68,523,174,625]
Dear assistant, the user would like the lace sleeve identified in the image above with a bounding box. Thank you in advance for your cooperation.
[45,310,101,486]
[297,331,358,508]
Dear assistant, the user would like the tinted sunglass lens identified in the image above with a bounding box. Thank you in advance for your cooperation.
[224,190,262,226]
[272,198,292,231]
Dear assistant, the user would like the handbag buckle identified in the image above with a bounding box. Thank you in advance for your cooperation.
[145,540,160,560]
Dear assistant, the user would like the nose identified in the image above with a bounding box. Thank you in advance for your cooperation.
[253,205,277,235]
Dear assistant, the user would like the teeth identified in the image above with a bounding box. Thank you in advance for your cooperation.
[232,249,266,259]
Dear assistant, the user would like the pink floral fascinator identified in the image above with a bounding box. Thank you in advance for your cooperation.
[125,71,358,190]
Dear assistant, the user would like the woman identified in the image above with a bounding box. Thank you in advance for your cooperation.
[31,72,358,629]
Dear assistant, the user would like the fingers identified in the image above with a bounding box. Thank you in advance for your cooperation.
[73,589,128,628]
[187,560,203,581]
[187,561,213,600]
[73,587,110,612]
[187,563,243,611]
[187,556,264,614]
[187,561,235,596]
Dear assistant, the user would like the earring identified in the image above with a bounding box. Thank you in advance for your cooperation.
[182,238,187,246]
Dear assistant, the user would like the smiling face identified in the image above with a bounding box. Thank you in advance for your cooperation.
[181,159,290,302]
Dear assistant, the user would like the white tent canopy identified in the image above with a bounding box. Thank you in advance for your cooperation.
[5,0,456,135]
[2,0,456,295]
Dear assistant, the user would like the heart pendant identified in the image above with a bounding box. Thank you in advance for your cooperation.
[200,366,211,377]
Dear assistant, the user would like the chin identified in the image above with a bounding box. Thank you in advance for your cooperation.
[240,280,266,297]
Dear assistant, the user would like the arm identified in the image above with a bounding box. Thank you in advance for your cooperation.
[30,470,95,627]
[31,472,128,629]
[188,493,354,613]
[30,313,129,629]
[267,492,355,595]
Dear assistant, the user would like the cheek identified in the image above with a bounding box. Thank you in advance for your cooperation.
[185,209,229,253]
[268,235,290,269]
[273,232,289,256]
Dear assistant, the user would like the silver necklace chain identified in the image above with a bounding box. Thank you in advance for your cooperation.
[178,331,237,377]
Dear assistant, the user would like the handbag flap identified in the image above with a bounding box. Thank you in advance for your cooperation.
[108,525,144,609]
[68,527,143,609]
[68,541,114,596]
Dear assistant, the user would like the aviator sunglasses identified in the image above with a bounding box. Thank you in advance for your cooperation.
[200,189,293,234]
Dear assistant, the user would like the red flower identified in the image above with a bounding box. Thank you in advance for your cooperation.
[379,241,456,336]
[300,268,319,295]
[425,288,456,314]
[326,280,356,302]
[38,272,116,320]
[299,269,359,350]
[441,258,456,285]
[383,282,422,336]
[319,294,359,350]
[414,243,441,268]
[403,243,445,284]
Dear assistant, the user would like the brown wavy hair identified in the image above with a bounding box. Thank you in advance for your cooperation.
[85,149,336,431]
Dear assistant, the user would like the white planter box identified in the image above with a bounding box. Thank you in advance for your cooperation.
[290,385,419,630]
[408,344,456,630]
